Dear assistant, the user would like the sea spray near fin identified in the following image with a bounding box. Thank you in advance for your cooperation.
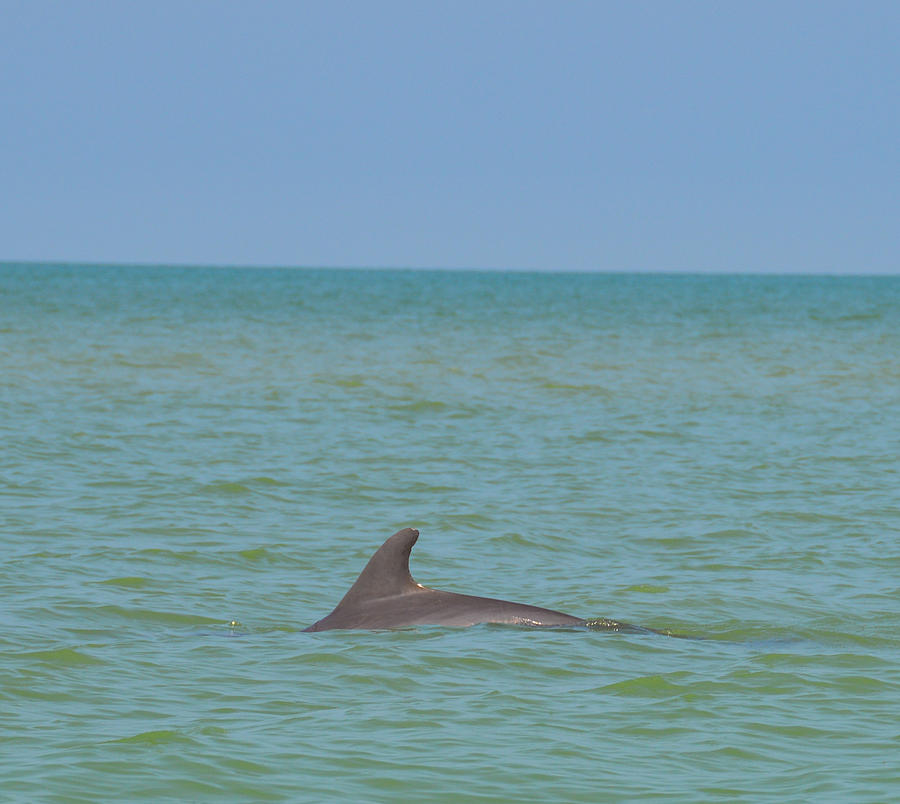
[585,618,668,634]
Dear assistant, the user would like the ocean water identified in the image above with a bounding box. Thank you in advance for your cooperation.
[1,264,899,802]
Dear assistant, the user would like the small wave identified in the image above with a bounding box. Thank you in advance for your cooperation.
[700,528,759,540]
[249,476,289,486]
[439,511,498,528]
[97,576,149,589]
[77,605,223,627]
[107,729,197,746]
[635,428,690,440]
[20,647,104,666]
[327,376,367,388]
[387,399,449,414]
[201,480,252,495]
[236,546,296,563]
[601,675,688,698]
[540,382,611,396]
[576,429,613,443]
[488,531,544,549]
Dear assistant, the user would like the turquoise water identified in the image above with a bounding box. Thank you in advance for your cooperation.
[2,264,899,801]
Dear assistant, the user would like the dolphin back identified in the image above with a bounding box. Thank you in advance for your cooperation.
[303,528,585,632]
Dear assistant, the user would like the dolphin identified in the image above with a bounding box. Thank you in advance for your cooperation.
[303,527,637,632]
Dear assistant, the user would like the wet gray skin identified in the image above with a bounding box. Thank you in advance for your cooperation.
[304,528,644,632]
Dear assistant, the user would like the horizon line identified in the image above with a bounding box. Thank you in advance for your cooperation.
[1,258,898,278]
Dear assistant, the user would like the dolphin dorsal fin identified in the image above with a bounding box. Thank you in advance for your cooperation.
[335,528,421,607]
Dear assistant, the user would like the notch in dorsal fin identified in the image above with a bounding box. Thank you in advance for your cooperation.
[335,528,421,607]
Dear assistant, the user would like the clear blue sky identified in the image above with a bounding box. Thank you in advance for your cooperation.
[2,1,898,272]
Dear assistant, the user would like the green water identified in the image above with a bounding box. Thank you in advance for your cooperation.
[2,264,899,801]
